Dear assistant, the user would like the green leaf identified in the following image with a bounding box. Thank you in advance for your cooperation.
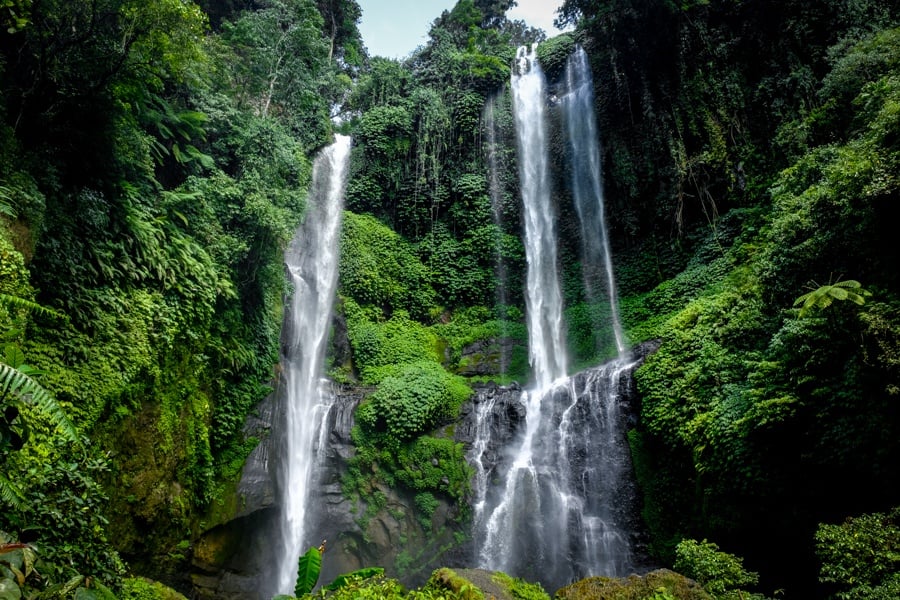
[2,346,25,370]
[324,567,384,590]
[793,280,871,317]
[0,475,25,510]
[0,578,22,600]
[0,362,78,443]
[0,295,65,321]
[294,547,321,596]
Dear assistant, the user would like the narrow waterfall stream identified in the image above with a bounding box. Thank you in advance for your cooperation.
[562,46,626,356]
[511,44,568,388]
[473,46,640,592]
[272,135,351,596]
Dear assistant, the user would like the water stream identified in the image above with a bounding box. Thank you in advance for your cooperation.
[272,134,351,595]
[473,46,637,592]
[561,46,626,356]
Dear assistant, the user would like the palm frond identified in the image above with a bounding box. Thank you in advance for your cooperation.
[793,279,871,317]
[0,362,78,443]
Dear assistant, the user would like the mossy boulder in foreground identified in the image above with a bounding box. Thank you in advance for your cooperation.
[556,569,711,600]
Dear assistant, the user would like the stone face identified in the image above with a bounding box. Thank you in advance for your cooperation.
[192,341,662,599]
[457,338,518,376]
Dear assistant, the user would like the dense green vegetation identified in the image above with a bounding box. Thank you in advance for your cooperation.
[2,0,900,598]
[0,0,356,595]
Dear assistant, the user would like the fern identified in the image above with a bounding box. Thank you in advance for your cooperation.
[0,294,66,321]
[0,361,78,443]
[793,279,871,317]
[0,473,25,509]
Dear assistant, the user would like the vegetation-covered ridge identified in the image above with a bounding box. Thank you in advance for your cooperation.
[2,0,900,599]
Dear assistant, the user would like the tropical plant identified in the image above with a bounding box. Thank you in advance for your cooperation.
[294,546,323,597]
[674,539,760,600]
[816,507,900,600]
[1,343,78,508]
[793,279,871,317]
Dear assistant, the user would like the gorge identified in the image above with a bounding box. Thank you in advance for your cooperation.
[2,2,899,600]
[257,43,650,595]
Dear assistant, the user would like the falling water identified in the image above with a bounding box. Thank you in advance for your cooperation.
[561,45,626,356]
[273,134,351,595]
[478,42,569,580]
[483,92,513,375]
[511,44,567,387]
[473,46,638,592]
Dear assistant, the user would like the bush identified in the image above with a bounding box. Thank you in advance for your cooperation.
[816,507,900,599]
[345,306,441,383]
[357,361,470,447]
[673,539,758,599]
[340,212,436,320]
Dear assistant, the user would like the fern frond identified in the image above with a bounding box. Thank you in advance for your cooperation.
[0,362,78,443]
[0,473,25,510]
[0,185,17,217]
[831,279,862,289]
[0,294,66,320]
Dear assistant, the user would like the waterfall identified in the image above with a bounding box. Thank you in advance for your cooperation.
[478,42,571,581]
[511,44,568,388]
[473,46,639,592]
[272,135,351,596]
[561,46,626,356]
[483,91,513,375]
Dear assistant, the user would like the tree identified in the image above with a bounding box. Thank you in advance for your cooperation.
[315,0,363,66]
[794,279,871,317]
[223,0,326,116]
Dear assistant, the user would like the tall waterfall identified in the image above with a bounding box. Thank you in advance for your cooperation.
[473,46,638,592]
[561,46,626,355]
[511,44,568,387]
[273,135,351,595]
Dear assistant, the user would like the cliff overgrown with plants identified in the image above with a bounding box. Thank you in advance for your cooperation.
[0,0,361,594]
[2,0,900,598]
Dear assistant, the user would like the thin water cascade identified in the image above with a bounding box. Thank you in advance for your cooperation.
[272,134,351,596]
[483,92,513,375]
[511,44,568,388]
[478,42,569,580]
[561,45,626,356]
[473,46,639,592]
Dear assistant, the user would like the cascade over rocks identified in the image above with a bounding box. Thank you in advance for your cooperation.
[191,339,659,598]
[459,341,660,585]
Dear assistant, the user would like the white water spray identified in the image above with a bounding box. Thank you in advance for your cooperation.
[273,135,351,595]
[512,44,568,388]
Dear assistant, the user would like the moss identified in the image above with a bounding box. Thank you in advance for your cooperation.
[425,568,485,600]
[489,572,549,600]
[120,577,189,600]
[555,570,711,600]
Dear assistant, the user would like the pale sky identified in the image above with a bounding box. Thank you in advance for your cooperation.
[357,0,569,59]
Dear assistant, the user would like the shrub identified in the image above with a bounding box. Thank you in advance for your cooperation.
[816,507,900,599]
[673,539,758,599]
[356,361,470,447]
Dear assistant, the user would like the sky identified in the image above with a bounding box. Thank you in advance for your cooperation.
[356,0,569,59]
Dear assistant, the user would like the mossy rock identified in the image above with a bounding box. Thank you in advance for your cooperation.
[555,569,711,600]
[434,569,550,600]
[121,576,189,600]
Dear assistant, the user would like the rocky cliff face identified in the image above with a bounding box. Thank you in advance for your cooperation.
[190,340,660,598]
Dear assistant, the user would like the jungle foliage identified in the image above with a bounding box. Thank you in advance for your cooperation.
[0,0,358,593]
[2,0,900,598]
